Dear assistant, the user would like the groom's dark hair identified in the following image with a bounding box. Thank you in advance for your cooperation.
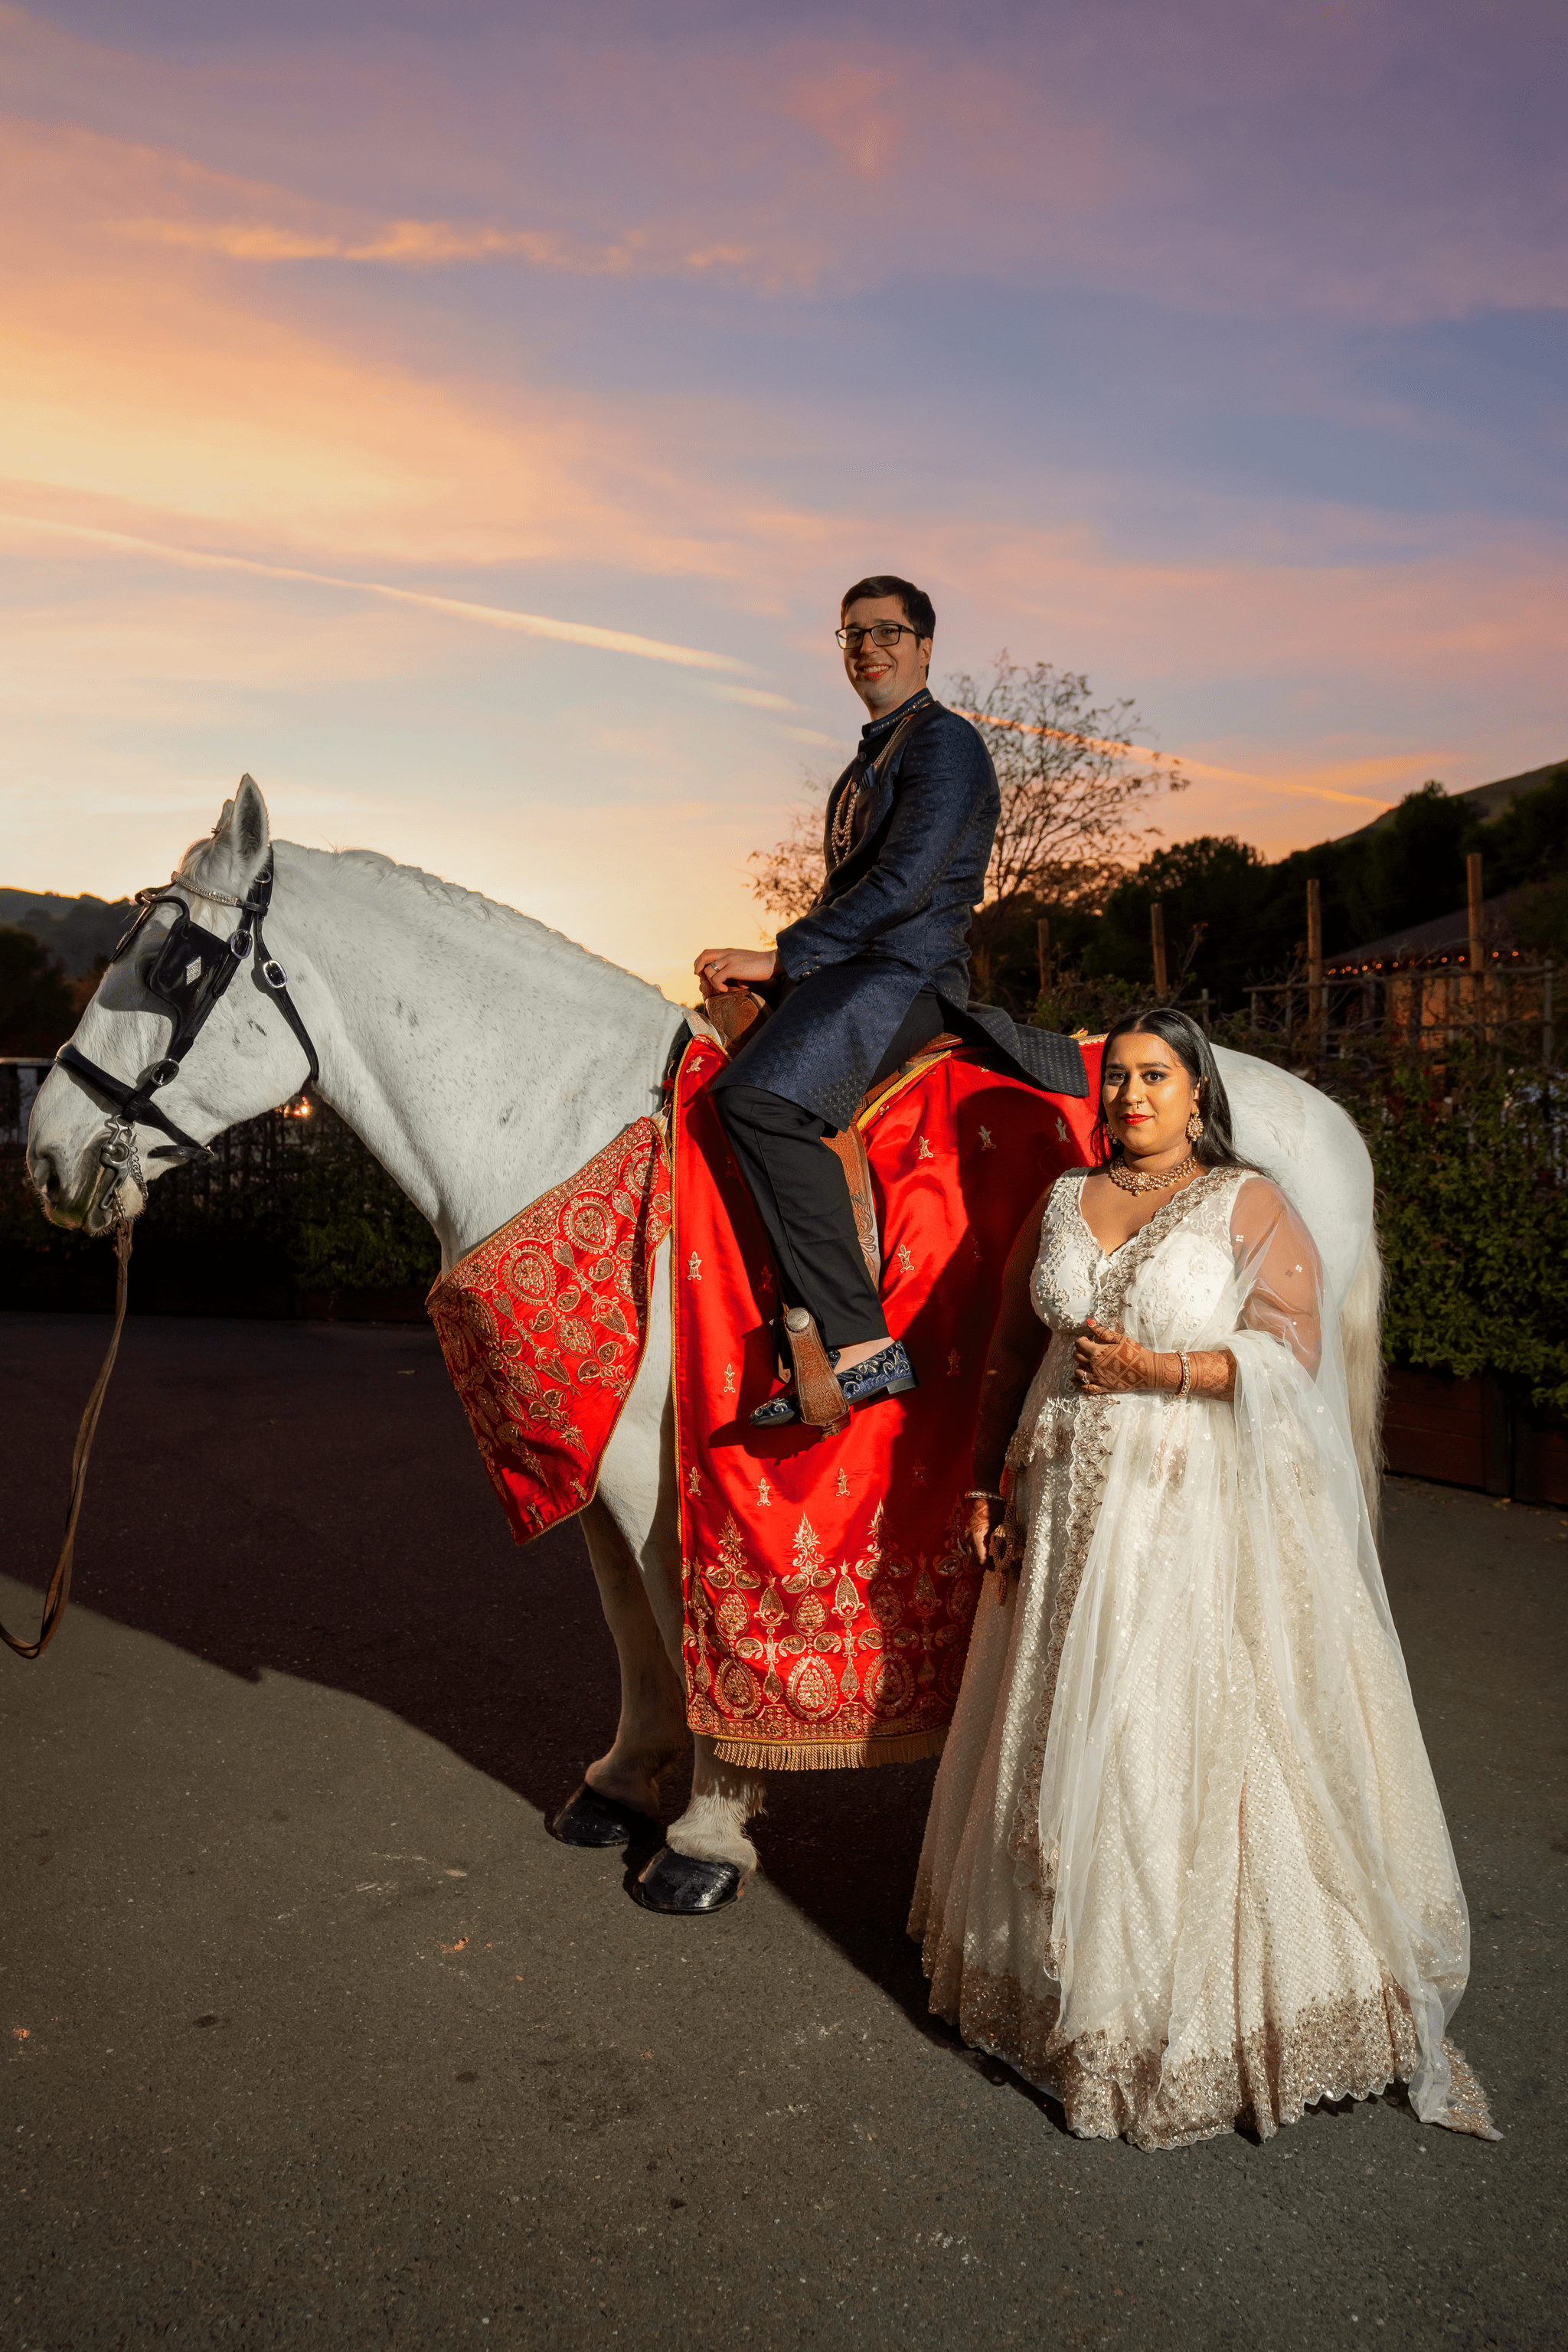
[1092,1006,1263,1175]
[841,575,936,642]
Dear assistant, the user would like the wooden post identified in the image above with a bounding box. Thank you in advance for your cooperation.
[1036,914,1052,1000]
[1467,848,1485,1039]
[1200,987,1210,1034]
[1306,877,1325,1056]
[1151,900,1168,998]
[1544,960,1555,1070]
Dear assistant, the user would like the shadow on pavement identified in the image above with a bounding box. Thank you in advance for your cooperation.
[1,1311,962,2035]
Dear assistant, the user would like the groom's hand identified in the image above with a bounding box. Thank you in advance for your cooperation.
[694,946,779,1000]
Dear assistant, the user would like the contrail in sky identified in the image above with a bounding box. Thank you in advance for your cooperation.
[4,514,746,673]
[956,706,1394,816]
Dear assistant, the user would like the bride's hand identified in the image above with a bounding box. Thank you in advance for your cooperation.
[1073,1317,1156,1395]
[965,1494,996,1568]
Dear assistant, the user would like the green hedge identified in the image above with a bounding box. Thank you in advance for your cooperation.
[1350,1057,1568,1413]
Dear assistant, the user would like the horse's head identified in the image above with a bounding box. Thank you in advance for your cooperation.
[28,777,315,1233]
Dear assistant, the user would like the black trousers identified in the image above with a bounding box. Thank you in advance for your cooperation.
[713,988,945,1353]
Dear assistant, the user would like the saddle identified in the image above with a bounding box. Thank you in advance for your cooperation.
[697,985,965,1431]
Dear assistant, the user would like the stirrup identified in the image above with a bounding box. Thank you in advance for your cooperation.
[750,1337,916,1427]
[776,1305,849,1432]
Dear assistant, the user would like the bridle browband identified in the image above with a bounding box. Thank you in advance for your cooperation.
[54,856,321,1172]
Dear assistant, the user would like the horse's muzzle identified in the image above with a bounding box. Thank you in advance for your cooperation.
[30,1140,141,1234]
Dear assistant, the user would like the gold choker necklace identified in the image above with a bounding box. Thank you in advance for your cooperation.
[1106,1152,1198,1196]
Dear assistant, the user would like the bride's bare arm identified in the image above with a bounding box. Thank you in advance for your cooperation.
[1073,1320,1236,1402]
[966,1186,1053,1563]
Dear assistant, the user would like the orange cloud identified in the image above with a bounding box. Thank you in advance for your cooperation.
[0,115,753,573]
[109,216,640,271]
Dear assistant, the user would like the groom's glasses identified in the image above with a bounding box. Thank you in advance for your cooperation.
[836,622,920,651]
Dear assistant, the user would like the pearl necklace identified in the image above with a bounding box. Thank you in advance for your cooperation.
[1106,1151,1198,1196]
[828,769,864,867]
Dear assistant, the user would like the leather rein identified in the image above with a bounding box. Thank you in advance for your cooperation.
[2,856,322,1661]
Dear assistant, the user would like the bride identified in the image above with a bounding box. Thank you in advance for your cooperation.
[911,1007,1496,2150]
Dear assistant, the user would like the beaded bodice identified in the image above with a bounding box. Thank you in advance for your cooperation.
[1031,1168,1244,1340]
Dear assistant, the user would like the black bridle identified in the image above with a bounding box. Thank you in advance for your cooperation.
[54,857,321,1169]
[3,857,323,1661]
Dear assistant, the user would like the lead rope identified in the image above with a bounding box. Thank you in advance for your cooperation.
[2,1122,138,1661]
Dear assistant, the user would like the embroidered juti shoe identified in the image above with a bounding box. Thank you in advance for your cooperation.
[748,1338,917,1428]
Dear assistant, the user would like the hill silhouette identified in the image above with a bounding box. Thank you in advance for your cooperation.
[0,887,135,979]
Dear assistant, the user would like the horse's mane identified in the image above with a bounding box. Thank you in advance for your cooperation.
[186,832,675,1008]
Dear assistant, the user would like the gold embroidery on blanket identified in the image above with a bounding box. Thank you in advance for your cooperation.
[684,1498,978,1764]
[426,1121,669,1511]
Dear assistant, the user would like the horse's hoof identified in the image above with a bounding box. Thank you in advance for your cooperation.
[629,1847,743,1913]
[549,1783,662,1850]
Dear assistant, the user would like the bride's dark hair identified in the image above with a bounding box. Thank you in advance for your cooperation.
[1090,1005,1259,1173]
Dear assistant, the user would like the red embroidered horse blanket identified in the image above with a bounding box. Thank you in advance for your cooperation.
[671,1036,1098,1770]
[426,1119,671,1541]
[428,1034,1100,1770]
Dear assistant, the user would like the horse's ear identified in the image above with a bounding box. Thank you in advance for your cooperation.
[188,775,271,898]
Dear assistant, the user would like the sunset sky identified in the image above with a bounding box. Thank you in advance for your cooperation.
[3,0,1563,997]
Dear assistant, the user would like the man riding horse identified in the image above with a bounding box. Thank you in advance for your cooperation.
[694,573,1087,1429]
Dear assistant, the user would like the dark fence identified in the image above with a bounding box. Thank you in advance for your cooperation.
[1,1065,439,1320]
[1243,957,1556,1068]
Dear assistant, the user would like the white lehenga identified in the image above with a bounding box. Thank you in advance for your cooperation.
[911,1167,1496,2150]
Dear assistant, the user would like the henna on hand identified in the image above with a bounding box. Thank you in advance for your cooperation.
[965,1494,996,1569]
[1189,1348,1237,1402]
[1073,1318,1158,1396]
[1073,1321,1237,1403]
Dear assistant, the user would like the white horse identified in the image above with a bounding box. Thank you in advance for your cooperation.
[28,779,1383,1896]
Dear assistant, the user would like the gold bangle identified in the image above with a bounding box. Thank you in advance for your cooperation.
[1177,1351,1192,1402]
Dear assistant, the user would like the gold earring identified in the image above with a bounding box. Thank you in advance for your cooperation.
[1186,1106,1204,1142]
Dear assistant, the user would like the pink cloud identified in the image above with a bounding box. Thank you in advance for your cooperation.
[5,2,1562,318]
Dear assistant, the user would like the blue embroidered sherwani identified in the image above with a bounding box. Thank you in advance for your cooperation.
[715,689,1086,1129]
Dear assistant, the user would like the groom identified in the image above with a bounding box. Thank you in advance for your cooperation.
[694,573,1086,1428]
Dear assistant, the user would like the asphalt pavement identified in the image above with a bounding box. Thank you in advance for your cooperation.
[2,1310,1563,2350]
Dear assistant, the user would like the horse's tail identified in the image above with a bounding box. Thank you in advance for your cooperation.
[1338,1217,1386,1527]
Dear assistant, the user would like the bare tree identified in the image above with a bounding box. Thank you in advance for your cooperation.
[746,656,1186,936]
[951,656,1187,917]
[746,770,834,924]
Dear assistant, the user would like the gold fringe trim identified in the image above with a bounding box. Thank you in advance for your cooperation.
[713,1726,948,1772]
